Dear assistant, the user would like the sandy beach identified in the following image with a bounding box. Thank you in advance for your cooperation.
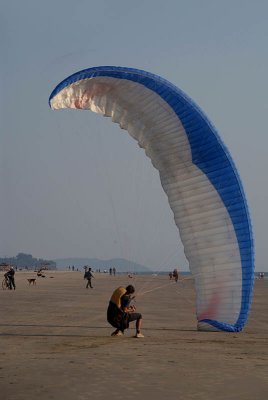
[0,270,267,400]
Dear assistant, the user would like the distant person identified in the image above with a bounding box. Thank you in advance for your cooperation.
[4,271,11,289]
[173,269,179,282]
[84,267,94,289]
[113,267,116,276]
[107,285,144,338]
[5,267,16,290]
[109,268,113,276]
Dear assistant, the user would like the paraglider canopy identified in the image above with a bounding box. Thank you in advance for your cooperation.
[49,66,254,332]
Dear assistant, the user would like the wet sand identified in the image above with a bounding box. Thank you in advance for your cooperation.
[0,271,267,400]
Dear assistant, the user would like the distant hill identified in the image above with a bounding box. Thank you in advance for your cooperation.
[54,257,152,273]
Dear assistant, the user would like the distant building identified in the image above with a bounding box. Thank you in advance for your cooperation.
[0,263,14,272]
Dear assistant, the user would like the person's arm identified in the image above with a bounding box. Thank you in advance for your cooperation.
[121,295,136,313]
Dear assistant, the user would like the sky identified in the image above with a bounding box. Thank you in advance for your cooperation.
[1,0,268,271]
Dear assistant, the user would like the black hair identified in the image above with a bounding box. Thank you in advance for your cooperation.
[126,285,135,294]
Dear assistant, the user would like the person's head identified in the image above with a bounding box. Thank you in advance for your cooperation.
[126,285,135,294]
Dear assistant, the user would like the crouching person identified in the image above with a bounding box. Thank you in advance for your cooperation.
[107,285,144,338]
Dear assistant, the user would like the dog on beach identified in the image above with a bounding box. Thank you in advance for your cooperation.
[27,278,36,285]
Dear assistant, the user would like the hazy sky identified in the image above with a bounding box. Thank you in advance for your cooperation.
[1,0,268,271]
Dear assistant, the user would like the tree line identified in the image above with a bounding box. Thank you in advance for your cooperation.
[0,253,56,269]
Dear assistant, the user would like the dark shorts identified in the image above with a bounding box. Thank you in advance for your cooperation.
[107,302,129,330]
[128,312,142,322]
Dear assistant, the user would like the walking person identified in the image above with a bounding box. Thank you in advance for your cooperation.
[84,267,94,289]
[5,267,16,290]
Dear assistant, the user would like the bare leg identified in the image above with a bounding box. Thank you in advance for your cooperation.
[136,317,142,333]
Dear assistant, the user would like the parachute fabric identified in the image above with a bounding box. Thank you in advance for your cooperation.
[49,66,254,332]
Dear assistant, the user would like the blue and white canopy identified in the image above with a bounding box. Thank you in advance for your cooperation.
[49,66,255,332]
